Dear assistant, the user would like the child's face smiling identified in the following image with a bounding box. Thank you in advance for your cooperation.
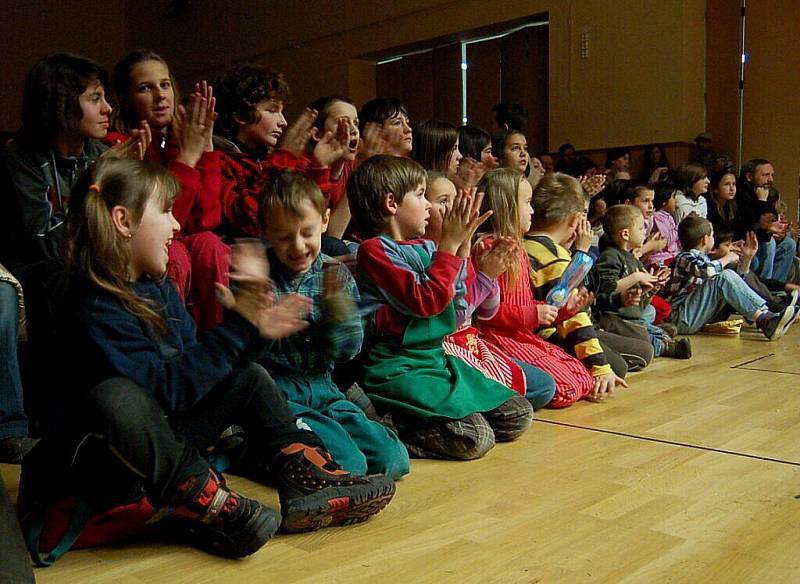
[423,177,456,243]
[393,181,430,240]
[128,191,180,280]
[264,200,329,275]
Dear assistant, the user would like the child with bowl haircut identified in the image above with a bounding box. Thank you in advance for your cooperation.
[256,168,409,479]
[350,155,532,460]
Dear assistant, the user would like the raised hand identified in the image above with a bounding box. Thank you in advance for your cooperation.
[580,174,607,198]
[622,285,643,307]
[453,157,486,190]
[357,121,389,161]
[742,231,759,259]
[281,108,317,155]
[101,120,152,161]
[573,218,593,252]
[440,188,488,255]
[474,236,516,279]
[313,118,350,167]
[322,262,357,324]
[174,82,216,168]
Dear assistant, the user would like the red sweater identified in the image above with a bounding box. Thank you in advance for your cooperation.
[104,131,222,235]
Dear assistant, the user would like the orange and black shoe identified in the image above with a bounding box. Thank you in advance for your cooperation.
[167,469,280,558]
[271,443,395,533]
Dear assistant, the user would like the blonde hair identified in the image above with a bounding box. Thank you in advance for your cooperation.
[259,168,326,231]
[65,158,180,335]
[603,204,642,246]
[476,167,525,290]
[530,172,586,229]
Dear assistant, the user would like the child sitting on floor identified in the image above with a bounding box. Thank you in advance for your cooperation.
[591,205,691,359]
[423,171,554,406]
[255,168,409,479]
[350,155,533,460]
[524,173,632,398]
[664,216,798,339]
[22,158,394,561]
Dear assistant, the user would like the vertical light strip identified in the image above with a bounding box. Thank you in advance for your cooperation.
[737,0,747,173]
[461,42,468,124]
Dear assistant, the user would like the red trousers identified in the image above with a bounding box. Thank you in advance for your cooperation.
[167,232,230,331]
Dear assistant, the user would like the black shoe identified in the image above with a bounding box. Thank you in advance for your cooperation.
[660,337,692,359]
[0,436,39,464]
[271,443,395,533]
[167,470,279,558]
[759,306,797,341]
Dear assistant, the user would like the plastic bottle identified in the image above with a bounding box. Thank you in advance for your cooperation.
[545,251,594,307]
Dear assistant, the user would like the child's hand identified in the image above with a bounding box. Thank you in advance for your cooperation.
[357,122,389,161]
[622,286,643,307]
[580,174,607,198]
[440,188,490,255]
[313,119,350,167]
[280,108,317,155]
[635,270,659,289]
[755,186,770,201]
[770,218,789,235]
[647,232,667,253]
[590,372,628,401]
[227,239,270,290]
[453,157,485,190]
[573,218,593,252]
[474,236,516,279]
[254,293,313,339]
[323,262,357,324]
[742,231,759,259]
[101,120,152,161]
[564,286,593,316]
[174,82,216,167]
[654,266,670,287]
[536,303,558,326]
[721,251,741,267]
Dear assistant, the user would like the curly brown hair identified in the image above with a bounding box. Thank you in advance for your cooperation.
[214,64,291,140]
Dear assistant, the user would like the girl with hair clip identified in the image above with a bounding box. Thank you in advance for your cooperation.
[19,158,394,561]
[410,120,462,181]
[673,163,710,224]
[107,49,228,330]
[1,53,148,272]
[454,123,496,190]
[474,168,597,408]
[492,128,530,177]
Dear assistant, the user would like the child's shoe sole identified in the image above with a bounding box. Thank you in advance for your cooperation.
[281,476,396,533]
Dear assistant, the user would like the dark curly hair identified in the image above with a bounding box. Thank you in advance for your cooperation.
[214,64,291,140]
[20,53,109,147]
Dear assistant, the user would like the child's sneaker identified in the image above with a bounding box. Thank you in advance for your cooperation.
[167,469,280,558]
[271,443,395,532]
[660,337,692,359]
[757,306,797,341]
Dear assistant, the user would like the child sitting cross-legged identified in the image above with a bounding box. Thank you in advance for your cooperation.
[350,155,533,460]
[255,168,409,479]
[25,159,395,561]
[664,216,799,339]
[591,205,691,359]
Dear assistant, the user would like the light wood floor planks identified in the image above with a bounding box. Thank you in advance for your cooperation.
[3,322,800,583]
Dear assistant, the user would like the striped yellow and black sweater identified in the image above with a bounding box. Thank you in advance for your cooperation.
[523,234,612,377]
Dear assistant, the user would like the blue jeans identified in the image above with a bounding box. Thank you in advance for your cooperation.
[0,282,27,440]
[773,235,796,282]
[639,304,671,357]
[511,359,557,410]
[672,270,767,334]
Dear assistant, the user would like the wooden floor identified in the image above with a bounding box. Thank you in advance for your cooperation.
[3,322,800,583]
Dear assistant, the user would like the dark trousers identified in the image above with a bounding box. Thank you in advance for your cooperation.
[42,363,321,508]
[0,473,35,583]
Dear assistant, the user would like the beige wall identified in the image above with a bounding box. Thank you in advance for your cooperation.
[121,0,705,152]
[742,0,800,219]
[0,0,126,133]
